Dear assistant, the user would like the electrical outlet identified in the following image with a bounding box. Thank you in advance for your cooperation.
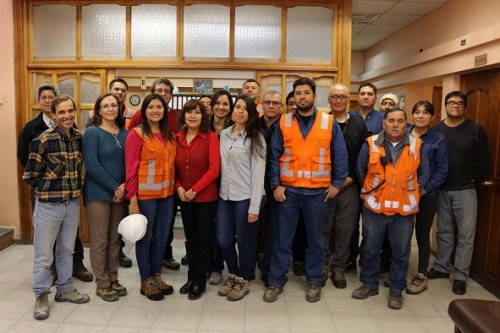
[141,77,146,90]
[461,39,466,46]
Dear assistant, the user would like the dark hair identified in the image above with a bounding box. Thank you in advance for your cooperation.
[109,78,128,90]
[293,77,316,94]
[89,93,125,128]
[51,94,75,114]
[38,84,58,98]
[243,79,260,87]
[199,94,212,102]
[150,78,174,94]
[234,95,266,158]
[140,93,174,142]
[177,99,211,132]
[384,107,407,120]
[445,91,467,107]
[286,91,294,104]
[358,82,377,95]
[211,90,234,127]
[412,100,435,116]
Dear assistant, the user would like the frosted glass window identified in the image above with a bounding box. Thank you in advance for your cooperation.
[235,6,281,60]
[183,5,229,59]
[81,5,125,59]
[81,110,92,132]
[287,7,333,62]
[80,74,101,104]
[315,85,331,109]
[131,5,177,59]
[33,5,76,59]
[57,74,76,98]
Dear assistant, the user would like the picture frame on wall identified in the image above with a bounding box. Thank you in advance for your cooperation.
[193,79,213,94]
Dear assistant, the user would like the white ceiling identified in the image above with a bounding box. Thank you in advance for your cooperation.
[352,0,451,50]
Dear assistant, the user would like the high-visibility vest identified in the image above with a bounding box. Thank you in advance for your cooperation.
[279,112,333,188]
[361,134,422,216]
[134,127,176,200]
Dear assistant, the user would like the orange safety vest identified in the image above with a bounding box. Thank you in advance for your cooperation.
[279,111,333,188]
[134,127,176,200]
[361,134,422,216]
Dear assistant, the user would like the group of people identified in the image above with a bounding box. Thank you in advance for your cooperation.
[19,75,490,320]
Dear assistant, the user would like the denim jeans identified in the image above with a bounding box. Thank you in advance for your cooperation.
[433,189,477,281]
[32,198,80,297]
[361,207,414,294]
[136,195,174,280]
[217,198,258,280]
[268,190,327,287]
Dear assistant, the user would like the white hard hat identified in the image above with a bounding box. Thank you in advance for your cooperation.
[118,214,148,244]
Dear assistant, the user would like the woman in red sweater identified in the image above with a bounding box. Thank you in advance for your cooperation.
[175,99,221,300]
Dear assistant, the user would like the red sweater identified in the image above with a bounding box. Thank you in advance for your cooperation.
[128,108,180,134]
[175,128,220,202]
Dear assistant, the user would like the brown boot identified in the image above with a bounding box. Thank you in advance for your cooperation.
[152,273,174,295]
[227,276,249,301]
[218,274,236,296]
[140,277,164,301]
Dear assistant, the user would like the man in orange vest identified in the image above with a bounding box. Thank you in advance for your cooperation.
[263,77,348,303]
[352,108,429,310]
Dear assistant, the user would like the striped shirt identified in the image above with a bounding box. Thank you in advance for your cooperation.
[22,126,83,203]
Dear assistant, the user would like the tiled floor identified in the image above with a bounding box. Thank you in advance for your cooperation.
[0,226,497,333]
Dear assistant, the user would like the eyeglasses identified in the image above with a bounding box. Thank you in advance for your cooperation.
[329,95,349,100]
[263,101,282,106]
[100,104,119,110]
[286,102,295,106]
[39,95,55,101]
[155,89,171,95]
[447,101,465,106]
[112,88,127,93]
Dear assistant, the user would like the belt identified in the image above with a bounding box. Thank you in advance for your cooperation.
[38,198,76,204]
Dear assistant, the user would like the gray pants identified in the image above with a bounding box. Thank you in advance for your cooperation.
[433,189,477,281]
[324,184,360,273]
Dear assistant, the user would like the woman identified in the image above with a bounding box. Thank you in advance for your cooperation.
[211,90,234,135]
[125,93,176,301]
[406,100,448,295]
[285,91,297,114]
[217,95,266,301]
[175,99,220,300]
[83,93,128,302]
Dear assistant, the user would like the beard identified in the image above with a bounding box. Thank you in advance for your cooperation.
[296,100,315,113]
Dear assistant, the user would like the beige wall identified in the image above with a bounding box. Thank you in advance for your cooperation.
[0,0,21,238]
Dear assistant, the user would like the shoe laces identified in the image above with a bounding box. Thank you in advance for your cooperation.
[37,293,49,306]
[410,276,425,287]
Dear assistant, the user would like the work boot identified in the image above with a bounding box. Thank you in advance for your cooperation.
[227,276,249,301]
[95,287,119,302]
[405,272,428,295]
[140,277,164,301]
[263,285,283,303]
[111,280,128,297]
[119,250,132,268]
[218,274,236,296]
[73,261,93,282]
[54,289,90,303]
[152,272,174,295]
[34,292,49,320]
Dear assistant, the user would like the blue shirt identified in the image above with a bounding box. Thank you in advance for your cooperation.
[269,109,348,194]
[407,126,448,195]
[350,109,384,135]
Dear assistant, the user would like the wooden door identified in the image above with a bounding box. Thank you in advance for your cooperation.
[461,69,500,297]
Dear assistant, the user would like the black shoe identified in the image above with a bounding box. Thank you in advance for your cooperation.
[180,281,193,295]
[119,250,132,268]
[345,261,357,273]
[427,268,449,279]
[293,262,306,277]
[73,262,93,282]
[181,255,188,265]
[331,272,347,289]
[188,284,206,300]
[452,280,466,295]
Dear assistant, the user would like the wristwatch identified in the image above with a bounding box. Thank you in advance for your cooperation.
[270,184,280,191]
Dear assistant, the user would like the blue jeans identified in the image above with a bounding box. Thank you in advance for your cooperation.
[433,189,477,281]
[361,207,414,294]
[217,198,258,280]
[136,196,174,280]
[268,190,327,287]
[32,198,80,297]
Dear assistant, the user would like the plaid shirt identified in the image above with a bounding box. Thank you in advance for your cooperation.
[23,126,83,203]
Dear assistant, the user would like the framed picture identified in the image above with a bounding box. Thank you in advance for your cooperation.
[193,79,213,94]
[398,95,406,110]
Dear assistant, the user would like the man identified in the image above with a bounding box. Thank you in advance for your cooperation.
[379,93,399,112]
[109,78,135,128]
[23,95,91,320]
[347,82,385,272]
[352,108,429,310]
[428,91,490,295]
[263,77,348,303]
[324,83,368,288]
[128,78,182,270]
[258,90,283,286]
[285,91,297,114]
[242,79,262,112]
[107,78,135,268]
[17,84,93,284]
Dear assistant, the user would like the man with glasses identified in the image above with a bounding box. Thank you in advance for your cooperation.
[18,84,93,285]
[428,91,490,295]
[324,83,368,288]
